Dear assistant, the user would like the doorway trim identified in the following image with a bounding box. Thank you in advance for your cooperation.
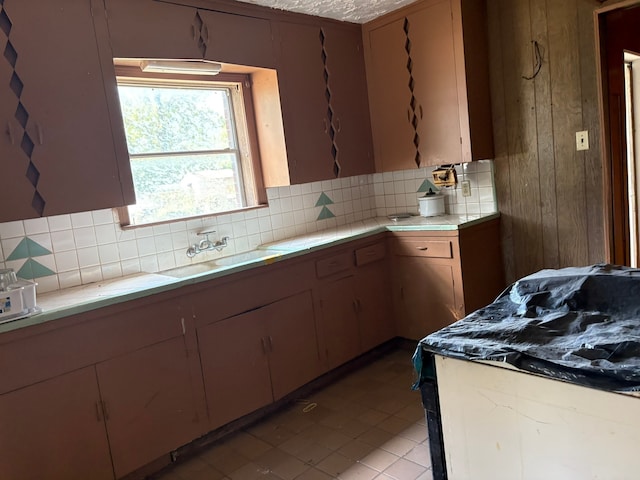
[595,0,640,264]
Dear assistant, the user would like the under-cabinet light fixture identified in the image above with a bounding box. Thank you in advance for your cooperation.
[140,60,222,75]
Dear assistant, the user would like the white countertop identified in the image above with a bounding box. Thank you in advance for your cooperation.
[2,213,498,335]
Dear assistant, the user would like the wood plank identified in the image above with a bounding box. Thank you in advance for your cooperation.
[578,0,607,265]
[499,0,544,279]
[486,0,516,283]
[530,0,560,270]
[548,0,589,267]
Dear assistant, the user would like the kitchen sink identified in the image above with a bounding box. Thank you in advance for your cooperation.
[159,250,282,278]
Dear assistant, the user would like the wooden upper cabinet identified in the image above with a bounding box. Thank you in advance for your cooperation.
[0,0,134,222]
[198,10,276,68]
[363,0,493,172]
[322,26,375,178]
[274,21,334,184]
[274,21,375,184]
[363,19,417,172]
[105,0,203,59]
[105,0,276,67]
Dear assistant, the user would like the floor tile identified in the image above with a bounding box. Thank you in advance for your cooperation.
[398,423,428,444]
[316,452,355,477]
[337,463,378,480]
[378,436,418,457]
[358,449,399,473]
[382,458,426,480]
[296,468,334,480]
[154,349,432,480]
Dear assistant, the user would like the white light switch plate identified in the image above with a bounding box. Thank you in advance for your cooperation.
[576,131,589,151]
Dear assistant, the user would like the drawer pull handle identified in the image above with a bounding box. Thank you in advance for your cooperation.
[417,246,429,251]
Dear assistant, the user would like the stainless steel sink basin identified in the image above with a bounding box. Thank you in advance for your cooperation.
[159,250,281,278]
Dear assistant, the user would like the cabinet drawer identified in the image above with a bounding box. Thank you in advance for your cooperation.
[355,243,386,266]
[393,239,453,259]
[316,252,352,278]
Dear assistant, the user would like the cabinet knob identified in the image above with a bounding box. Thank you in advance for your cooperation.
[336,118,341,132]
[416,246,429,251]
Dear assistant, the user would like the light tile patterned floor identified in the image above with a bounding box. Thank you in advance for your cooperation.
[155,349,432,480]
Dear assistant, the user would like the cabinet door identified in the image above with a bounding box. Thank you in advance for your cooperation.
[393,256,461,340]
[0,367,113,480]
[198,310,272,430]
[97,336,204,479]
[318,275,361,369]
[0,0,133,220]
[323,26,374,178]
[267,291,322,400]
[365,18,416,172]
[409,0,462,166]
[275,21,334,184]
[0,36,36,220]
[199,10,276,68]
[356,261,394,352]
[105,0,202,59]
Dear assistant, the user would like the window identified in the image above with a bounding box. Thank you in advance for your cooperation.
[114,65,264,226]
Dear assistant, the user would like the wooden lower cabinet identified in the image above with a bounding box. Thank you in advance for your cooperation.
[0,223,501,478]
[267,291,322,400]
[0,367,114,480]
[355,260,395,352]
[97,336,204,479]
[393,256,461,340]
[198,290,321,429]
[316,240,394,368]
[198,306,273,429]
[391,219,505,340]
[318,275,362,370]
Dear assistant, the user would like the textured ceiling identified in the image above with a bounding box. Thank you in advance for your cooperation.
[232,0,419,23]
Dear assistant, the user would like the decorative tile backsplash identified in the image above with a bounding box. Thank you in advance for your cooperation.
[0,161,496,293]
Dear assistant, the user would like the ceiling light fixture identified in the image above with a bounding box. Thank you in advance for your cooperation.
[139,60,223,75]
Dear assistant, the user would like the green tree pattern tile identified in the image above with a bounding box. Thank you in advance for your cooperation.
[417,179,439,193]
[317,206,336,220]
[315,192,334,207]
[6,237,51,261]
[17,258,55,280]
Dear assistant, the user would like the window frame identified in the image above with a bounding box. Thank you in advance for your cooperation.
[113,65,266,227]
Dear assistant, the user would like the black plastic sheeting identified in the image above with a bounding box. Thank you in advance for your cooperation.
[414,264,640,392]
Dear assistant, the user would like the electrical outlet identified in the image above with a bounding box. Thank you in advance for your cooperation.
[576,131,589,151]
[461,180,472,197]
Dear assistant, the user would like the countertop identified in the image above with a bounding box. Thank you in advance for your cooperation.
[1,213,498,334]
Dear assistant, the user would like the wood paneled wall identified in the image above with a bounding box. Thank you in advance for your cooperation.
[487,0,607,283]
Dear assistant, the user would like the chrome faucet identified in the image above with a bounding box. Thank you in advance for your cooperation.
[186,231,230,258]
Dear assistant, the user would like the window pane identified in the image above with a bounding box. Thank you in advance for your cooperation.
[117,85,234,154]
[128,153,244,225]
